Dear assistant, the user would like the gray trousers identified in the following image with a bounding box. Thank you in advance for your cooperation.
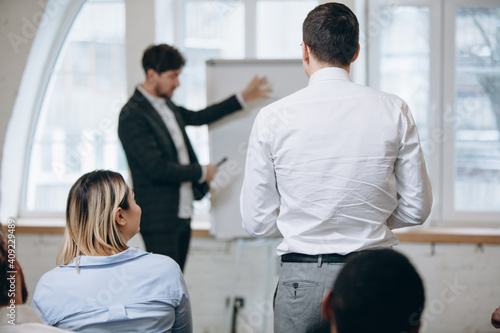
[274,260,344,333]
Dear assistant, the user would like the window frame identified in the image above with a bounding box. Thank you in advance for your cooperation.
[368,0,500,227]
[0,0,85,223]
[19,0,128,220]
[442,0,500,225]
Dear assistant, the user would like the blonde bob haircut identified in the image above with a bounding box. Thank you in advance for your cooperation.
[57,170,130,268]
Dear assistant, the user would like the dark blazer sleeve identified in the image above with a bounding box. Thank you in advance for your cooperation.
[118,95,203,185]
[174,95,243,126]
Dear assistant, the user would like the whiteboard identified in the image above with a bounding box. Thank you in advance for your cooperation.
[207,59,309,239]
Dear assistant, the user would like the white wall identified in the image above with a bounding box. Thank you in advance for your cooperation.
[125,0,155,95]
[15,233,500,333]
[0,0,46,208]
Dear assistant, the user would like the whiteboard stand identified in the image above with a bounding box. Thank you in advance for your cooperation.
[224,238,282,333]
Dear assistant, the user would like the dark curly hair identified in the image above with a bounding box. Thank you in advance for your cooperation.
[142,44,186,74]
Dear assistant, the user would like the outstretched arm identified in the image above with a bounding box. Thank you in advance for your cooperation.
[180,76,272,125]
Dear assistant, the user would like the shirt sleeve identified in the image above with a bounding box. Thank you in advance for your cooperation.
[198,165,207,183]
[387,103,433,229]
[172,272,193,333]
[240,110,282,238]
[31,280,53,326]
[235,92,246,109]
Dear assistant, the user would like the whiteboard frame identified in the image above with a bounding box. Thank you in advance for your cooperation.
[206,59,309,239]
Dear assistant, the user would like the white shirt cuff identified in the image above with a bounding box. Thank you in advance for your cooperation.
[235,92,246,109]
[199,165,207,183]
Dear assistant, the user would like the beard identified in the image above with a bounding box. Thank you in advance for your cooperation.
[155,85,174,99]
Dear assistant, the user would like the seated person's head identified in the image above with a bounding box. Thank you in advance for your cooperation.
[323,249,425,333]
[0,223,28,307]
[58,170,141,266]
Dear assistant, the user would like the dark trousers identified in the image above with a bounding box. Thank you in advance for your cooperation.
[141,218,191,271]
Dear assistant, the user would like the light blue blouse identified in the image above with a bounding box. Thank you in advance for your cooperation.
[31,248,192,333]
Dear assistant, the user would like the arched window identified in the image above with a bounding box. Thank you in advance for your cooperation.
[23,0,128,214]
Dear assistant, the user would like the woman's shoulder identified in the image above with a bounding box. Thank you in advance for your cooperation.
[128,250,186,291]
[131,249,182,272]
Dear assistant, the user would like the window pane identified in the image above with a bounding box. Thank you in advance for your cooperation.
[176,1,245,215]
[25,1,128,212]
[378,6,430,156]
[454,7,500,211]
[256,0,318,59]
[179,1,244,111]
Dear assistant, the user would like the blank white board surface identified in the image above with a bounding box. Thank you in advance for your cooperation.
[207,59,309,239]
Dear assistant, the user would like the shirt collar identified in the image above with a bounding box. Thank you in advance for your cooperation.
[308,67,351,87]
[65,248,149,267]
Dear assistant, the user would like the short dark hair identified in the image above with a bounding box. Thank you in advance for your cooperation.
[142,44,186,74]
[331,249,425,333]
[302,2,359,67]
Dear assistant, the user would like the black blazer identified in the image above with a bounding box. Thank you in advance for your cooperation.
[118,89,242,233]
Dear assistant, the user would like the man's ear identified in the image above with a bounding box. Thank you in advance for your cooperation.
[115,207,125,226]
[146,68,158,81]
[351,44,360,63]
[302,42,310,65]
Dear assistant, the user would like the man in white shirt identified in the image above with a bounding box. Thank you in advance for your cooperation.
[119,44,269,270]
[240,3,432,332]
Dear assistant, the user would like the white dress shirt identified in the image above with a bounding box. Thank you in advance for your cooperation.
[240,67,432,256]
[32,248,192,333]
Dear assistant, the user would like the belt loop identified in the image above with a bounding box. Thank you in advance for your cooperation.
[317,254,323,267]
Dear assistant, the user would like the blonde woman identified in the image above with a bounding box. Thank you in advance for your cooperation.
[32,170,192,333]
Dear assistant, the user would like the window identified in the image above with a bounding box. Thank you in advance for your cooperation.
[23,0,498,227]
[256,1,317,59]
[19,0,319,220]
[452,6,500,212]
[369,0,500,225]
[24,0,128,214]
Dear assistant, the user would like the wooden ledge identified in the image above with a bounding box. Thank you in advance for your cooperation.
[10,225,212,238]
[14,225,65,234]
[394,227,500,244]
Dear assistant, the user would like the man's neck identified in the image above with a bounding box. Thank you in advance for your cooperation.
[307,62,350,77]
[140,81,158,98]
